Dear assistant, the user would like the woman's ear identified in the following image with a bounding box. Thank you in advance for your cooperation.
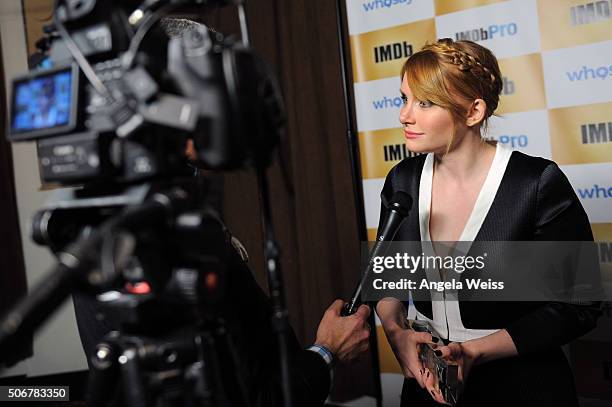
[466,99,487,127]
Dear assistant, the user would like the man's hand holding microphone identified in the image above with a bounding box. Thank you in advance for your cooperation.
[314,299,371,362]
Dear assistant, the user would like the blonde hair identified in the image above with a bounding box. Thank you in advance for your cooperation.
[401,38,503,140]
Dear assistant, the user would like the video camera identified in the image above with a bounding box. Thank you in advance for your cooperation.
[8,0,284,187]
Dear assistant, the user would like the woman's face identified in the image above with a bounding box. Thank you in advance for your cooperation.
[399,73,457,154]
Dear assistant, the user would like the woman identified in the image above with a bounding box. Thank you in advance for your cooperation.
[375,38,600,406]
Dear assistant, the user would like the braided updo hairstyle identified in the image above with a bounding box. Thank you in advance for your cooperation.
[401,38,503,132]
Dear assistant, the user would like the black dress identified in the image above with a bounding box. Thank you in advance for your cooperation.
[377,144,601,407]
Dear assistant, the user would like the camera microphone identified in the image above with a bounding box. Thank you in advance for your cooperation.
[341,191,412,317]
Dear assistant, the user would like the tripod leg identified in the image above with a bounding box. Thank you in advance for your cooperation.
[218,328,250,406]
[197,332,231,407]
[120,347,148,407]
[86,341,120,407]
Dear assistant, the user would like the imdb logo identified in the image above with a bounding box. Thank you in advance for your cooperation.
[374,41,413,64]
[501,76,515,95]
[571,1,612,26]
[496,54,546,114]
[549,102,612,164]
[349,19,435,82]
[383,143,420,161]
[581,122,612,144]
[538,0,612,50]
[359,129,422,179]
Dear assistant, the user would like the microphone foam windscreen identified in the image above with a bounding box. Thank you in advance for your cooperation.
[389,191,412,216]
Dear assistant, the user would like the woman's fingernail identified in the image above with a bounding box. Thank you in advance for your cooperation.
[434,350,442,357]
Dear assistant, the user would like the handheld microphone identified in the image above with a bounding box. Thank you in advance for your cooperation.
[342,191,412,317]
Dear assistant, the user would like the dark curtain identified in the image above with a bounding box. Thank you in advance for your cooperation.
[206,0,377,402]
[0,32,30,360]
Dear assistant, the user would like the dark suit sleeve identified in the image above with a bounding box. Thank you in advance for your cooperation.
[505,163,602,355]
[223,243,330,407]
[293,350,331,405]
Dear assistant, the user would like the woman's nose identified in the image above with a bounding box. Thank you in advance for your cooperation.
[399,103,414,126]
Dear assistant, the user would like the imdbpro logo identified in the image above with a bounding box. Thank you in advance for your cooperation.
[362,0,412,12]
[496,134,528,148]
[570,0,612,26]
[455,23,518,42]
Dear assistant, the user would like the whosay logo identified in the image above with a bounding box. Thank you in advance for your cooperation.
[372,76,514,111]
[577,184,612,199]
[371,95,403,110]
[566,64,612,82]
[362,0,412,12]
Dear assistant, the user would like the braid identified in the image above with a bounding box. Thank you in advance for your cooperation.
[420,39,501,115]
[432,42,498,89]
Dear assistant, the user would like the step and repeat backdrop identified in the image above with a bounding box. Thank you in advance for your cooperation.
[343,0,612,405]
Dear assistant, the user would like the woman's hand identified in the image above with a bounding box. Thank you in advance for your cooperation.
[427,329,518,404]
[376,298,438,388]
[420,341,480,405]
[436,340,480,381]
[390,327,439,388]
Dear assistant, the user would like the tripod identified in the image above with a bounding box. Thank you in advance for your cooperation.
[86,323,249,407]
[1,177,253,407]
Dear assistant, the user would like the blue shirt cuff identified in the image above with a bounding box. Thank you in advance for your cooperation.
[307,344,334,368]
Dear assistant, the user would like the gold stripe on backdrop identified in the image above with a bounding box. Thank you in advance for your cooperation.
[434,0,505,16]
[377,325,402,374]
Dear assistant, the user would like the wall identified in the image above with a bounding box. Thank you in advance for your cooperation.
[0,0,87,377]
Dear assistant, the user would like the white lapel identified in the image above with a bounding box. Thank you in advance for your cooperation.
[414,143,514,341]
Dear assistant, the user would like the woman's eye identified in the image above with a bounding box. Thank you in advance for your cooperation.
[418,100,433,108]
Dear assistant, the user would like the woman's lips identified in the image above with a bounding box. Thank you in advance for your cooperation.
[404,130,423,139]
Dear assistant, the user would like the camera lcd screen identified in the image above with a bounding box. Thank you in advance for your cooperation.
[10,66,76,139]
